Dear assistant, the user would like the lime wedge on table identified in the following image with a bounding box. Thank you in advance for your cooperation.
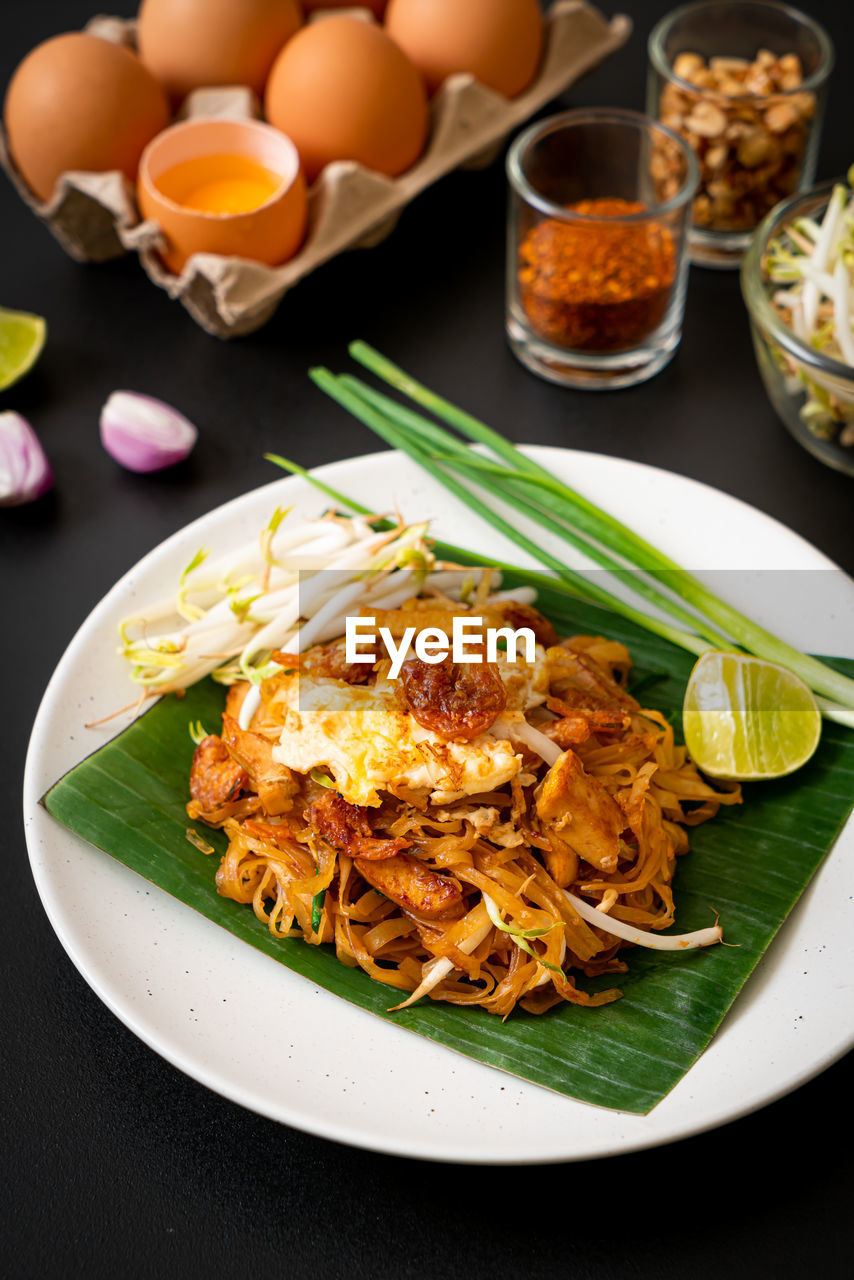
[0,307,46,391]
[683,652,821,780]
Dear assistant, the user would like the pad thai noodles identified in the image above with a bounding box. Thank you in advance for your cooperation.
[184,555,740,1016]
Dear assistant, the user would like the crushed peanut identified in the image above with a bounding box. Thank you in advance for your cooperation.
[656,48,816,233]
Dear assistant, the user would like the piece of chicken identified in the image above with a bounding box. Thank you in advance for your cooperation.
[536,748,623,878]
[355,853,464,920]
[188,735,248,820]
[221,713,297,816]
[306,791,410,860]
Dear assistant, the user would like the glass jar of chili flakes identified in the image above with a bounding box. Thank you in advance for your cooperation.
[506,109,699,389]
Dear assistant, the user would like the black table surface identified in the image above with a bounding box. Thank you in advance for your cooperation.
[2,2,852,1277]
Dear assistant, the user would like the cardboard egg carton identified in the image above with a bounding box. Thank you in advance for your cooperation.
[0,2,630,338]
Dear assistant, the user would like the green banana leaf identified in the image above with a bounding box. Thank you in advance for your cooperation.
[42,559,854,1114]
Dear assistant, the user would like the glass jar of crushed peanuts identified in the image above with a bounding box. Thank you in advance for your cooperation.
[506,108,698,389]
[648,0,834,268]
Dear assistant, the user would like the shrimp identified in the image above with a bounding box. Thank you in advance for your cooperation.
[544,695,631,743]
[398,654,507,741]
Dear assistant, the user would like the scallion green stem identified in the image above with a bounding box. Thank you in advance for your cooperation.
[341,375,733,649]
[264,452,374,517]
[816,697,854,729]
[347,342,854,712]
[265,444,854,728]
[309,369,708,656]
[264,449,694,627]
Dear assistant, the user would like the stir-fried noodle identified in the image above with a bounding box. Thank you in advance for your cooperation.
[187,581,739,1015]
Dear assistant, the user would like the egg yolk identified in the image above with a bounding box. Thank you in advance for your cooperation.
[155,154,282,215]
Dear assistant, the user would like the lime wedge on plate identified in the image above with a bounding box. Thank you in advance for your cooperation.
[0,307,47,391]
[683,651,821,780]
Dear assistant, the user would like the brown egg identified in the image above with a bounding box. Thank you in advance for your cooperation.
[137,0,303,102]
[3,32,170,203]
[385,0,544,97]
[302,0,387,14]
[265,17,428,183]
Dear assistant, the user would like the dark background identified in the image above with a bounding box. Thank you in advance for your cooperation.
[2,2,851,1277]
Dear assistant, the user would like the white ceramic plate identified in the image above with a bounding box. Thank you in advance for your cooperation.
[23,448,854,1164]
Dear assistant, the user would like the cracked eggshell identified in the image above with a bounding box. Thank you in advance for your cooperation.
[137,118,307,274]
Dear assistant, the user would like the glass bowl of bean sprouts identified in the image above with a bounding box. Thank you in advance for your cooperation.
[741,175,854,476]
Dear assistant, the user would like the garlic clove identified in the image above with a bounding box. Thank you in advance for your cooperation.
[0,411,53,506]
[100,391,198,473]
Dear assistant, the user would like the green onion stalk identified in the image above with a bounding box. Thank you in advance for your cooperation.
[297,343,853,726]
[338,374,732,649]
[305,369,711,659]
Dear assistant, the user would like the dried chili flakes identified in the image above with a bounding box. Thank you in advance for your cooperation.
[518,197,677,352]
